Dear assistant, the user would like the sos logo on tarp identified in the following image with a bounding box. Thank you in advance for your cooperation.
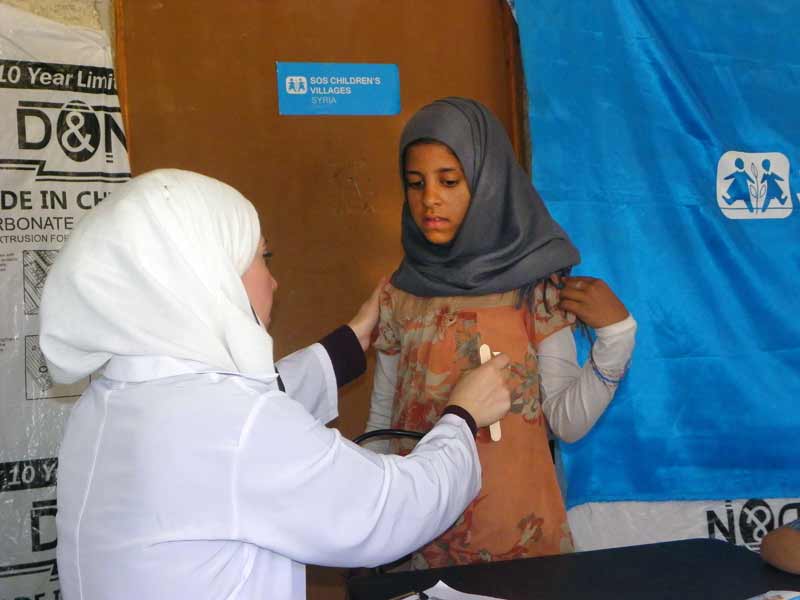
[1,59,129,182]
[716,151,794,220]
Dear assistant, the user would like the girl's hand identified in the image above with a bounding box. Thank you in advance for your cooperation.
[556,275,629,329]
[348,276,388,351]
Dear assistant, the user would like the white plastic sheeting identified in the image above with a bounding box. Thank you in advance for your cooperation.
[0,4,129,597]
[0,1,104,31]
[568,498,800,553]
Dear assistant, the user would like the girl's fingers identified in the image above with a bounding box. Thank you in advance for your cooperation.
[557,286,588,302]
[562,276,596,290]
[557,299,583,317]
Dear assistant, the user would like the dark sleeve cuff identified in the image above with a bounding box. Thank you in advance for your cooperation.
[274,369,286,393]
[318,325,366,388]
[441,405,478,437]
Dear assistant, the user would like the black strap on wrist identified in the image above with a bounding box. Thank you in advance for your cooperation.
[441,405,478,437]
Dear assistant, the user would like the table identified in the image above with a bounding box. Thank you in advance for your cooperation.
[346,539,800,599]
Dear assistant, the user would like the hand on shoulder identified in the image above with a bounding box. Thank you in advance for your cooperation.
[348,276,389,352]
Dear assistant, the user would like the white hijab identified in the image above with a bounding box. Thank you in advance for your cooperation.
[40,169,274,383]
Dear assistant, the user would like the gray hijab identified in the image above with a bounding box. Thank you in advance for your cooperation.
[391,97,580,297]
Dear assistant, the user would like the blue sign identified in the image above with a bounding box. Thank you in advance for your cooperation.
[276,62,400,116]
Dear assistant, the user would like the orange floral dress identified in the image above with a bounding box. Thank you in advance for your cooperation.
[374,281,576,568]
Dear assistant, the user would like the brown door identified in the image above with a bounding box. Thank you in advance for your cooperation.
[116,2,523,597]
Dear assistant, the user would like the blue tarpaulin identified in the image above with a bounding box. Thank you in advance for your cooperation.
[516,0,800,508]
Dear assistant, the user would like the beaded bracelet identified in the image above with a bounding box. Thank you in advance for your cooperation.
[589,345,629,386]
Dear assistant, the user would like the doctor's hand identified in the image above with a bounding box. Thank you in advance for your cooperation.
[348,276,388,352]
[555,275,629,329]
[447,354,511,428]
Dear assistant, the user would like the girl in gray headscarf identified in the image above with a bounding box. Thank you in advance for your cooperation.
[366,98,637,567]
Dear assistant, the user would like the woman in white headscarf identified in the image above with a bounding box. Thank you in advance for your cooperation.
[40,169,511,600]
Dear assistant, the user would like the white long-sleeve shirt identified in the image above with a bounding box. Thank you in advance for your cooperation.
[56,344,480,600]
[366,315,637,448]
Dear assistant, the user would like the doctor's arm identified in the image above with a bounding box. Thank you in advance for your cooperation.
[235,355,510,568]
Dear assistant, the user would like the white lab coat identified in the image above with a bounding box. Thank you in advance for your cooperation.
[56,343,480,600]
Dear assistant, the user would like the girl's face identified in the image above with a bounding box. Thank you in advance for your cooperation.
[404,142,471,245]
[241,237,278,327]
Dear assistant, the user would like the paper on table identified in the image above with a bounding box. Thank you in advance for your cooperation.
[418,580,507,600]
[744,592,800,600]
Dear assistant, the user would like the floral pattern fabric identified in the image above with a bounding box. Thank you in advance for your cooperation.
[375,282,576,568]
